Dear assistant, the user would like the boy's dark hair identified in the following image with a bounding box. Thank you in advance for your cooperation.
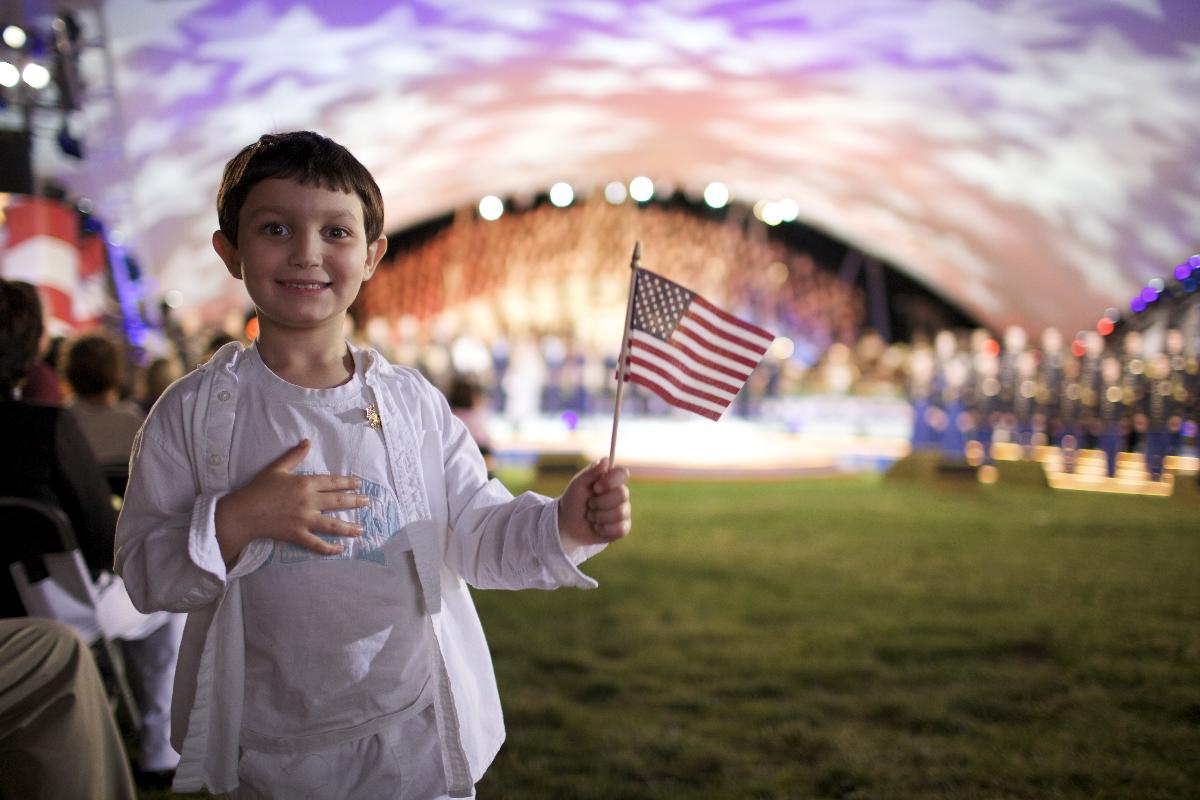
[62,334,122,398]
[0,280,44,397]
[216,131,384,246]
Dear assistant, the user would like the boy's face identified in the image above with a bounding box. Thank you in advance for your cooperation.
[213,177,386,341]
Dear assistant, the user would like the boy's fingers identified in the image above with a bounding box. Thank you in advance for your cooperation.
[313,474,363,492]
[587,506,629,525]
[588,489,629,511]
[311,515,364,537]
[268,439,310,472]
[591,467,630,493]
[298,532,344,555]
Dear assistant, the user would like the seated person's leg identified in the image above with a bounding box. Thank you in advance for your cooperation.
[0,618,137,800]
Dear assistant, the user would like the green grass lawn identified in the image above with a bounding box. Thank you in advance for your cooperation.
[472,473,1200,800]
[149,473,1200,799]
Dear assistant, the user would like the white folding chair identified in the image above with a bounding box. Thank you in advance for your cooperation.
[2,497,169,730]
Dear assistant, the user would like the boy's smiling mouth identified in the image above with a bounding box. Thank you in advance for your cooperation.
[278,280,332,291]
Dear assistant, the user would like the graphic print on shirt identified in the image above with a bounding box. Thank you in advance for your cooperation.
[275,473,403,566]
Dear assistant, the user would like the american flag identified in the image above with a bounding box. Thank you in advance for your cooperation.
[621,267,775,420]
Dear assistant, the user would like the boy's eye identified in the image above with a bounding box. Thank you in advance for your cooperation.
[327,227,351,239]
[262,223,288,236]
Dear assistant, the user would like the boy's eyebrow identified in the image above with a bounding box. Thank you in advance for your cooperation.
[244,205,359,220]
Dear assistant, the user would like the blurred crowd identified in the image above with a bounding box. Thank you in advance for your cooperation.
[903,324,1200,480]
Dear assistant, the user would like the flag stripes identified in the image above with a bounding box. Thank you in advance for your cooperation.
[621,267,775,420]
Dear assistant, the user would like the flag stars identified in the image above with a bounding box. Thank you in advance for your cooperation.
[632,269,693,340]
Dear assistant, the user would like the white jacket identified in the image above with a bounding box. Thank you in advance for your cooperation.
[115,342,603,796]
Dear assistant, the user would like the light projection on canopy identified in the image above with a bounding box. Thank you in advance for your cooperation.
[29,0,1200,336]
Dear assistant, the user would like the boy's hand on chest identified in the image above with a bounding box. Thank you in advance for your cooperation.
[215,438,370,565]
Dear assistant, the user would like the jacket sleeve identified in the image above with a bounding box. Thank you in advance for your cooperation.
[426,381,606,591]
[114,392,228,613]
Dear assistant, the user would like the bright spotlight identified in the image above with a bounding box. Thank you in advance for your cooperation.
[2,25,26,49]
[761,202,783,226]
[21,62,50,89]
[0,61,18,88]
[777,198,799,222]
[629,176,654,202]
[604,181,627,204]
[164,289,184,309]
[549,182,574,208]
[703,182,729,209]
[478,195,504,221]
[769,336,795,360]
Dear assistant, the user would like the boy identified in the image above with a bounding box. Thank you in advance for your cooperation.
[115,131,631,798]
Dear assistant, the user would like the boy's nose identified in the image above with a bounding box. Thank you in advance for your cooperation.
[290,234,322,268]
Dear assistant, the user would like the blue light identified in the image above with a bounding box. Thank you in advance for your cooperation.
[1183,277,1198,293]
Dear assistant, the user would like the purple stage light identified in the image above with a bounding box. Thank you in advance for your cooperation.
[561,410,579,431]
[1130,297,1147,313]
[1190,254,1200,267]
[1176,263,1192,280]
[1139,287,1158,303]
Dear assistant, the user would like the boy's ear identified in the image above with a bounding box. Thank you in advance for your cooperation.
[362,235,388,282]
[212,231,243,280]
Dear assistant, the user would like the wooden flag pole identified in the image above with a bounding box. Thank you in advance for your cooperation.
[607,241,641,468]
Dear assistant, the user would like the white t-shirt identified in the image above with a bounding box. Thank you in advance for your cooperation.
[230,345,431,751]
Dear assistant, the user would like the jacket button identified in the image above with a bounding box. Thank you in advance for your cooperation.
[208,454,222,465]
[217,390,232,401]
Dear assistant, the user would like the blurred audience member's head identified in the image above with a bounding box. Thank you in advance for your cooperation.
[62,334,124,403]
[0,280,45,399]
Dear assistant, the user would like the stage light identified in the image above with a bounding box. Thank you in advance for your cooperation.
[752,199,768,220]
[548,182,573,208]
[1190,254,1200,267]
[1096,318,1114,336]
[0,61,17,88]
[478,195,503,221]
[768,336,795,359]
[1070,339,1086,358]
[761,202,783,226]
[1148,277,1165,292]
[2,25,26,49]
[164,289,183,309]
[1103,307,1119,322]
[777,198,799,222]
[977,465,999,485]
[1175,263,1192,281]
[703,182,729,209]
[107,229,125,246]
[1130,296,1147,313]
[1139,286,1158,303]
[560,410,579,431]
[629,176,654,202]
[1183,277,1198,293]
[21,61,50,89]
[983,339,1000,358]
[604,181,626,204]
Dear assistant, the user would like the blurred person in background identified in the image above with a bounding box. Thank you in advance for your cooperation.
[139,354,185,414]
[61,333,146,469]
[0,617,137,799]
[0,279,183,786]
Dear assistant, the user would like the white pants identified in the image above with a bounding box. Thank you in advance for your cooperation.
[229,704,471,800]
[120,611,185,772]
